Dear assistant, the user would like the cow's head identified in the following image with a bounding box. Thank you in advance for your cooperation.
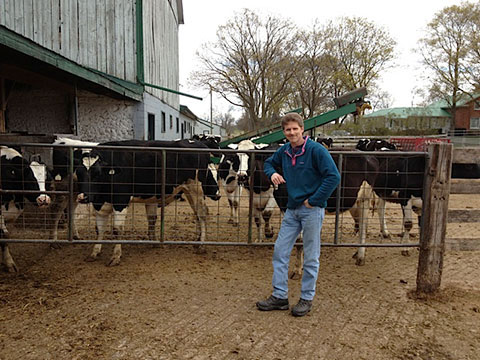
[52,138,99,182]
[76,151,116,204]
[355,139,370,151]
[29,160,52,207]
[0,147,51,207]
[218,152,241,186]
[234,140,270,186]
[201,163,221,201]
[316,137,333,148]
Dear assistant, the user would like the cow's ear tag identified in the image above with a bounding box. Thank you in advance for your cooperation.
[109,169,115,175]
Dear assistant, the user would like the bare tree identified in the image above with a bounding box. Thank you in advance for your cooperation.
[325,17,396,92]
[465,2,480,88]
[214,107,237,136]
[192,9,300,130]
[291,21,335,119]
[417,2,478,129]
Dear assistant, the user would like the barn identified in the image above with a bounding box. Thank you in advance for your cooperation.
[0,0,199,143]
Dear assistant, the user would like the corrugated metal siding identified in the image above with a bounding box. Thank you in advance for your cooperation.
[143,0,180,109]
[0,0,137,82]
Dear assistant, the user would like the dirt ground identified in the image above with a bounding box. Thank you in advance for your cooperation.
[1,194,480,359]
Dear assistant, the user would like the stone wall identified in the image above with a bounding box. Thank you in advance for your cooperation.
[76,91,137,142]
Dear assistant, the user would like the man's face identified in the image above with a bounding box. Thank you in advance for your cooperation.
[283,121,304,145]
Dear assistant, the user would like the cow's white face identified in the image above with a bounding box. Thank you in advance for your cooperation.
[236,141,255,178]
[82,155,100,170]
[29,161,51,207]
[208,163,218,182]
[410,196,423,215]
[207,163,221,199]
[236,140,269,179]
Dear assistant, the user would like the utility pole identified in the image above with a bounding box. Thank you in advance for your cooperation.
[210,87,213,134]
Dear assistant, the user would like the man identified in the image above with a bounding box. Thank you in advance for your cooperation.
[257,113,340,317]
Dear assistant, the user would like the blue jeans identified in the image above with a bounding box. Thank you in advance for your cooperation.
[272,205,325,301]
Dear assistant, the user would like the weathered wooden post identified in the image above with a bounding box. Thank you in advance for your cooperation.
[416,142,453,294]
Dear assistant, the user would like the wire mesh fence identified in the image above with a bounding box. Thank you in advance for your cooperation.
[0,143,428,250]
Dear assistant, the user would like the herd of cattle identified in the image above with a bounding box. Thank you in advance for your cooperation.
[0,135,434,272]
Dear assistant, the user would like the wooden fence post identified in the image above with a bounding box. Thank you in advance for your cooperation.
[416,142,453,294]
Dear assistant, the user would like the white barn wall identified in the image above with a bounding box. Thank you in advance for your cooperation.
[139,92,192,141]
[143,0,180,110]
[0,0,137,82]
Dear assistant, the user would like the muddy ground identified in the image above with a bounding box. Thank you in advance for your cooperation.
[0,194,479,359]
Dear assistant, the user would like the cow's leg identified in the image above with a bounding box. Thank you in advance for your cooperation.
[1,243,18,273]
[228,198,235,224]
[0,215,17,272]
[349,204,360,234]
[48,195,64,242]
[182,182,208,253]
[88,209,110,262]
[262,210,274,238]
[233,186,242,226]
[145,203,157,241]
[263,196,276,239]
[352,182,372,266]
[377,197,391,239]
[254,208,262,242]
[227,186,241,226]
[289,232,304,280]
[0,221,17,272]
[49,194,80,245]
[108,208,129,266]
[400,200,414,256]
[71,201,80,240]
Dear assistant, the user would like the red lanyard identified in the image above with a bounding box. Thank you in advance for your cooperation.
[285,137,308,166]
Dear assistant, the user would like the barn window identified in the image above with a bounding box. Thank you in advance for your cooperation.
[147,113,155,140]
[170,115,173,129]
[161,112,166,133]
[475,101,480,110]
[176,118,179,133]
[470,117,480,129]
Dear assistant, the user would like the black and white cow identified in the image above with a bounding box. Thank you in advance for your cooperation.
[355,139,425,254]
[218,151,243,227]
[75,139,220,265]
[356,138,397,151]
[315,137,334,148]
[219,140,278,241]
[0,146,51,272]
[48,137,99,242]
[192,134,222,151]
[373,154,425,255]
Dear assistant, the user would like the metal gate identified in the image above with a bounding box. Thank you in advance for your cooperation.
[0,142,428,251]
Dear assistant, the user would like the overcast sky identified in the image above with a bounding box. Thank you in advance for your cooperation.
[178,0,461,120]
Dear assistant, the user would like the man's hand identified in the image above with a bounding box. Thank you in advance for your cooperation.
[271,173,286,185]
[304,199,314,208]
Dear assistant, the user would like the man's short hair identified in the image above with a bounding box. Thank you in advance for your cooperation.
[281,113,304,129]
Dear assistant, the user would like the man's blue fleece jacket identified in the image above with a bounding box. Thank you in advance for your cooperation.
[264,137,341,209]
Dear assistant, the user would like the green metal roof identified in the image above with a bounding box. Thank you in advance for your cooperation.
[363,107,451,119]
